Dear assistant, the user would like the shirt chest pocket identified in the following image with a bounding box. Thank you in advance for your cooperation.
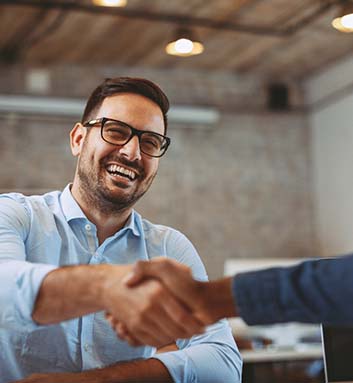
[22,325,81,373]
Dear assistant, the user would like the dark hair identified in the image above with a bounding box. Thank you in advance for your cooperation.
[81,77,169,133]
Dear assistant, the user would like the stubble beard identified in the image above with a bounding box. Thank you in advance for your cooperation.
[76,153,156,215]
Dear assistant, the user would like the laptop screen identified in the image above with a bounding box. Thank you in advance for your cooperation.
[322,325,353,382]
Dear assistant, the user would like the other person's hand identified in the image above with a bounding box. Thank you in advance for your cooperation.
[112,258,236,346]
[125,258,216,323]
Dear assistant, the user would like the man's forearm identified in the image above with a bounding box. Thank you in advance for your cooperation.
[32,264,131,324]
[32,262,202,347]
[82,358,173,383]
[18,358,173,383]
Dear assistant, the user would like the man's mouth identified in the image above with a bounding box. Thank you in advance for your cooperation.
[106,164,137,181]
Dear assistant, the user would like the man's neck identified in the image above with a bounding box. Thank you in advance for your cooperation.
[88,208,132,245]
[70,183,132,244]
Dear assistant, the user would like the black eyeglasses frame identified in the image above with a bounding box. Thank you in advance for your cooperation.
[83,117,171,158]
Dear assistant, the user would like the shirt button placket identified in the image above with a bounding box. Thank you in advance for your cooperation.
[85,223,97,256]
[81,315,95,369]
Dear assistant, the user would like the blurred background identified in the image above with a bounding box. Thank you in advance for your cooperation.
[2,0,353,277]
[2,2,353,380]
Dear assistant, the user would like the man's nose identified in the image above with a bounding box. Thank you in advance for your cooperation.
[119,135,142,161]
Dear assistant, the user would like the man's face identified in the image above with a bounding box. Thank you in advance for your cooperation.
[72,93,165,211]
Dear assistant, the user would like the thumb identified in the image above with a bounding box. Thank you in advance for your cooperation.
[123,260,151,287]
[124,259,170,287]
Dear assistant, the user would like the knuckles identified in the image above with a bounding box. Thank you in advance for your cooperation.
[145,280,165,302]
[173,310,189,324]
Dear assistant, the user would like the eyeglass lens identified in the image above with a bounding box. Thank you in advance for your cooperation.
[103,119,166,157]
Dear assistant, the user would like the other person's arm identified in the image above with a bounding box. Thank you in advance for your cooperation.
[232,255,353,325]
[122,257,237,325]
[123,255,353,328]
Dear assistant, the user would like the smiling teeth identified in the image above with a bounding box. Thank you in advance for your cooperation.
[107,164,136,180]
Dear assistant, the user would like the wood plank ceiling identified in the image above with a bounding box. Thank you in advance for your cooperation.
[0,0,352,80]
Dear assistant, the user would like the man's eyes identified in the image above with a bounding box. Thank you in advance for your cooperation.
[106,127,130,135]
[142,136,162,147]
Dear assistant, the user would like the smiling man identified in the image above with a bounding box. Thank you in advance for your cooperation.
[0,77,241,383]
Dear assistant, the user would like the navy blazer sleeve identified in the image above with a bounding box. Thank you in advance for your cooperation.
[232,255,353,325]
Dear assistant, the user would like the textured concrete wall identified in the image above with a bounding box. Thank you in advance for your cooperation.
[0,65,316,278]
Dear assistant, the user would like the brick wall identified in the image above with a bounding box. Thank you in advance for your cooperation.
[0,65,315,278]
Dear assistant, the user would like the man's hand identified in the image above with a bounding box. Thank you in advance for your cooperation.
[112,258,237,346]
[102,267,205,347]
[32,263,204,348]
[125,258,216,323]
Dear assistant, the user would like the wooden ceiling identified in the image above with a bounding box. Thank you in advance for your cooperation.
[0,0,352,80]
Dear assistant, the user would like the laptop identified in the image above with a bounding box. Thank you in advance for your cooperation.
[321,325,353,383]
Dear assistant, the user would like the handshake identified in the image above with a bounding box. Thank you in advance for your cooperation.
[104,258,236,348]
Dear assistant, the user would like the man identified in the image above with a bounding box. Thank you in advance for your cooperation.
[113,254,353,346]
[0,77,241,383]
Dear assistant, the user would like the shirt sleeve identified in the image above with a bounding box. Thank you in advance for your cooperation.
[0,196,57,331]
[152,230,242,383]
[232,255,353,325]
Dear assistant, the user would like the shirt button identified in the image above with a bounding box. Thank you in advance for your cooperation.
[85,224,91,231]
[84,343,90,352]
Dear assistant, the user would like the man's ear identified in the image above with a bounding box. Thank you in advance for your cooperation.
[70,123,87,157]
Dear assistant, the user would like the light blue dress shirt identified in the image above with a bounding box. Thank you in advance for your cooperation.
[0,185,242,383]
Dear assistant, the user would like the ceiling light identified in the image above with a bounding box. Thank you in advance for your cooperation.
[332,1,353,32]
[92,0,127,7]
[166,28,204,57]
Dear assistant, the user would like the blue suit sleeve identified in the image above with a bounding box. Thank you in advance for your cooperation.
[232,256,353,325]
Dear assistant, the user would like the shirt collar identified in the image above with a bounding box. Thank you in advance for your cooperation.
[123,210,141,237]
[60,184,87,222]
[60,184,141,237]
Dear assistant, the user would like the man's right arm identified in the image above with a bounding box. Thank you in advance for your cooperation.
[32,264,128,324]
[0,197,203,345]
[32,263,204,347]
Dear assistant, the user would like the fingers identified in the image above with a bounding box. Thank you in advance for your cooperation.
[128,259,204,313]
[121,298,193,347]
[105,281,205,347]
[156,343,179,353]
[118,324,180,353]
[124,258,179,287]
[124,261,156,287]
[105,312,114,326]
[106,262,207,348]
[116,322,143,347]
[159,290,205,337]
[117,321,179,353]
[106,313,143,346]
[134,293,204,347]
[122,270,144,287]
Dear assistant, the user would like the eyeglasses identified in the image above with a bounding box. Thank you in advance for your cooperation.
[84,117,171,158]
